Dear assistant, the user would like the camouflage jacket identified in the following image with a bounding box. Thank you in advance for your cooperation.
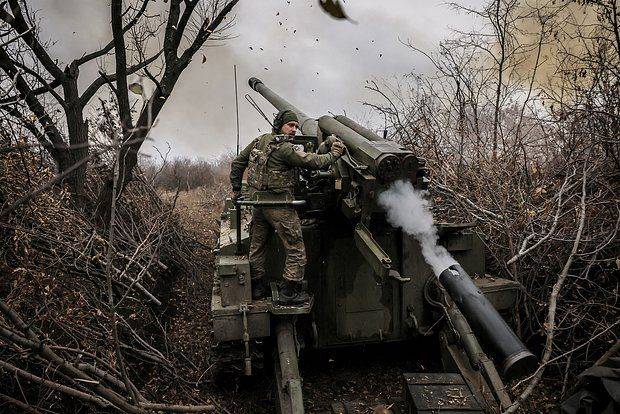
[230,133,337,193]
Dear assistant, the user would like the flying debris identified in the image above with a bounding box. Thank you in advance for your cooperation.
[318,0,358,24]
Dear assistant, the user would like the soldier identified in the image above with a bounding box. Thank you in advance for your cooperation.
[230,109,345,305]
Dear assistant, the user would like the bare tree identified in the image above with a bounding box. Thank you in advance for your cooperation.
[0,0,239,219]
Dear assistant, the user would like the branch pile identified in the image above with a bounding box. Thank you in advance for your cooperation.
[0,149,218,413]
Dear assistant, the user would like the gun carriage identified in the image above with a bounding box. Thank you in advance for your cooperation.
[211,77,536,413]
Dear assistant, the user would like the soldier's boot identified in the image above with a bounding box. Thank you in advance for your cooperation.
[252,279,266,300]
[278,280,309,305]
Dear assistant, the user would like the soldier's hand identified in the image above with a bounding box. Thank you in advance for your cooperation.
[324,135,341,147]
[330,141,346,158]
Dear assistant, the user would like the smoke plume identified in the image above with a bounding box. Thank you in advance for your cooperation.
[378,180,456,276]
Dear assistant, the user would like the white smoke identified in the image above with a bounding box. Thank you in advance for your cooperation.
[378,180,456,276]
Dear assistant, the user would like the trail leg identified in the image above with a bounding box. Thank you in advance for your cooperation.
[274,321,304,414]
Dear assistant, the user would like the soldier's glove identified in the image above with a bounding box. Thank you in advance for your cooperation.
[330,141,346,158]
[317,135,342,154]
[323,135,341,148]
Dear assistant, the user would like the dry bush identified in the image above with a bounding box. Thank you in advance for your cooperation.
[366,0,618,409]
[142,154,233,192]
[0,144,220,412]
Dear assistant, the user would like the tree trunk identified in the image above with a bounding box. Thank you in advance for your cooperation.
[93,0,239,224]
[94,76,180,223]
[62,65,89,207]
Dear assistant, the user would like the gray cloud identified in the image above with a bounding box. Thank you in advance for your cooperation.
[26,0,483,159]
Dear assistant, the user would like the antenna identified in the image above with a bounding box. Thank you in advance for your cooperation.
[234,65,240,155]
[245,94,273,128]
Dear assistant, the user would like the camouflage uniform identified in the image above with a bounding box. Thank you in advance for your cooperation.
[230,133,338,282]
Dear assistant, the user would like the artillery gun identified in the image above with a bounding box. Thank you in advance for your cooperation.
[211,77,536,413]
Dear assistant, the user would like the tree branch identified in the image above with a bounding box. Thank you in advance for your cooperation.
[0,47,69,167]
[507,169,575,265]
[0,360,109,408]
[79,51,162,107]
[173,0,200,47]
[0,104,54,151]
[163,0,183,63]
[1,47,66,105]
[139,403,216,413]
[73,0,150,67]
[180,0,239,63]
[3,0,64,80]
[502,163,589,413]
[0,393,42,414]
[111,0,134,136]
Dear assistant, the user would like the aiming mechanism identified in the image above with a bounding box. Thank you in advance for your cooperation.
[211,77,536,414]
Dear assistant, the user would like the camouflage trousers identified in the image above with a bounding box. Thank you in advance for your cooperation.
[249,207,306,282]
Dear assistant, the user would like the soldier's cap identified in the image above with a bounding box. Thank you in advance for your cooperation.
[273,109,299,133]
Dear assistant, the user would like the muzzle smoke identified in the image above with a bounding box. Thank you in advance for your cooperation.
[378,180,456,276]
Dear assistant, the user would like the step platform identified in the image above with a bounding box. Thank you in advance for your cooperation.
[211,279,313,343]
[267,282,314,315]
[403,373,484,413]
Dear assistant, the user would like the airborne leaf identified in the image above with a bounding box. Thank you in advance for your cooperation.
[128,82,143,95]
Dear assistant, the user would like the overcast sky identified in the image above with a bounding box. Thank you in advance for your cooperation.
[30,0,484,160]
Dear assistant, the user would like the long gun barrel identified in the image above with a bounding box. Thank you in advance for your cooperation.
[438,264,536,380]
[248,77,318,136]
[334,115,382,141]
[248,77,420,183]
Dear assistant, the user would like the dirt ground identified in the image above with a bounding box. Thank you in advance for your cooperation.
[160,188,559,414]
